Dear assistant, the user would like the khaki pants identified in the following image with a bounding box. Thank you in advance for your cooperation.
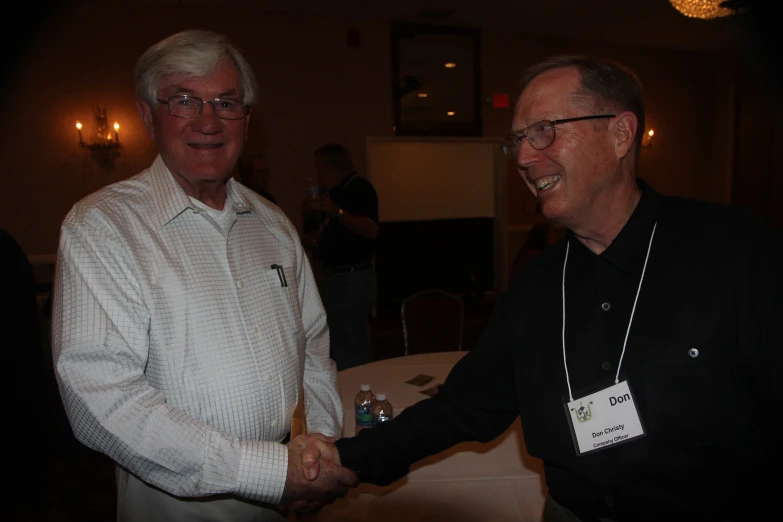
[116,467,286,522]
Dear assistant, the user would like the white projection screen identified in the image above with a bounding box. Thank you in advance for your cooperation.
[366,137,501,222]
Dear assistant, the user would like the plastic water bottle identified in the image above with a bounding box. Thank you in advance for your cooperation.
[354,384,375,435]
[371,393,393,426]
[306,176,320,200]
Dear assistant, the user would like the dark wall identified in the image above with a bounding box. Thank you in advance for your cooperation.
[375,218,495,305]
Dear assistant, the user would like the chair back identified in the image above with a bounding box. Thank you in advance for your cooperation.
[401,289,464,355]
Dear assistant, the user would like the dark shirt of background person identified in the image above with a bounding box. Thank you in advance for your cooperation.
[1,228,46,515]
[306,143,379,371]
[316,172,379,268]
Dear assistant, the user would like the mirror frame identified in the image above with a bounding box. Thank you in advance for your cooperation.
[390,22,483,137]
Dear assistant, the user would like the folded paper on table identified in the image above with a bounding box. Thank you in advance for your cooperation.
[405,374,435,386]
[420,384,441,397]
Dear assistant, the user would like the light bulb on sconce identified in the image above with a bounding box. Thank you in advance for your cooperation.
[75,107,122,169]
[642,129,655,149]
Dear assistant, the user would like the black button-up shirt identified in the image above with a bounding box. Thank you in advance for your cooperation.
[336,180,783,521]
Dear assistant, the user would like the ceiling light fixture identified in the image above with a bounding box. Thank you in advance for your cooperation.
[669,0,737,19]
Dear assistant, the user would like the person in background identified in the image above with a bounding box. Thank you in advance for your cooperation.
[52,29,355,522]
[301,55,783,521]
[304,143,379,371]
[239,152,277,204]
[1,228,46,519]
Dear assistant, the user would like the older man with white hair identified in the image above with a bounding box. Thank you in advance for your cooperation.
[53,30,355,522]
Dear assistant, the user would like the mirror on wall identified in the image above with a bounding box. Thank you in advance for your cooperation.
[391,22,482,136]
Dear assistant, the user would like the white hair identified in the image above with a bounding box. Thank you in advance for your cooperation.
[134,29,258,106]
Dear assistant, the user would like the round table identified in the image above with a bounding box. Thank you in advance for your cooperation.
[313,352,547,522]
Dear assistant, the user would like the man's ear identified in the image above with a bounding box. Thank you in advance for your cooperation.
[613,111,638,160]
[137,100,156,140]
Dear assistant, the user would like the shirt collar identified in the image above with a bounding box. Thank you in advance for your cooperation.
[568,178,661,276]
[148,155,253,230]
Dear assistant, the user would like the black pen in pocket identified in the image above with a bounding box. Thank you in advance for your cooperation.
[270,264,288,287]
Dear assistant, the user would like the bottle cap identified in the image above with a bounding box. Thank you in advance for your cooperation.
[375,393,386,401]
[360,384,371,392]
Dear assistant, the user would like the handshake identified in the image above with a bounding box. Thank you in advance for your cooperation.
[280,433,358,515]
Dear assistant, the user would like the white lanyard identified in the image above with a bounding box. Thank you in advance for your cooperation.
[562,222,657,401]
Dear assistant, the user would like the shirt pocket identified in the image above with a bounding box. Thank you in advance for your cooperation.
[642,342,735,444]
[263,264,303,335]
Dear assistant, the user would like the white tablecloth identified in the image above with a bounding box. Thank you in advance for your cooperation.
[312,352,547,522]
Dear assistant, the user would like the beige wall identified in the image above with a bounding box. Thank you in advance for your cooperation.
[0,3,735,256]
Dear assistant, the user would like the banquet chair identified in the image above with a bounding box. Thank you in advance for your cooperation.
[401,289,464,356]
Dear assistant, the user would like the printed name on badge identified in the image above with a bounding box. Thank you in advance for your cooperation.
[565,380,645,455]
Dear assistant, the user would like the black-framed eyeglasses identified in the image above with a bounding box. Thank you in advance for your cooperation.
[157,95,249,120]
[501,114,616,159]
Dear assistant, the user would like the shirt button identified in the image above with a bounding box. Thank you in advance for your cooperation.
[601,361,612,371]
[604,496,615,507]
[601,302,611,311]
[266,374,274,382]
[237,280,245,289]
[253,326,259,334]
[272,420,278,428]
[688,348,699,358]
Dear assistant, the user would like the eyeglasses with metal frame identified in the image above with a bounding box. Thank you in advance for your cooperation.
[156,95,249,120]
[501,114,616,159]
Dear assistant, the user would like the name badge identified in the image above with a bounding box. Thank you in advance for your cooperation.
[565,380,645,455]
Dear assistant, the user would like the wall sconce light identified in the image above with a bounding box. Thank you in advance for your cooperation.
[642,129,655,149]
[77,107,122,168]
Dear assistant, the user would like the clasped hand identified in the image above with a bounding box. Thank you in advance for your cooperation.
[280,433,357,515]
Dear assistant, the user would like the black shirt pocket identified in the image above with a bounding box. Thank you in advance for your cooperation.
[642,341,739,446]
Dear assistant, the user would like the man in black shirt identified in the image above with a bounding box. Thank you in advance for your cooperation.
[289,56,783,521]
[305,143,379,370]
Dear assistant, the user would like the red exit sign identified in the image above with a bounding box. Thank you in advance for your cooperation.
[493,94,510,109]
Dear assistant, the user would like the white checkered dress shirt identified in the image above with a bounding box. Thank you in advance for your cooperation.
[53,155,342,505]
